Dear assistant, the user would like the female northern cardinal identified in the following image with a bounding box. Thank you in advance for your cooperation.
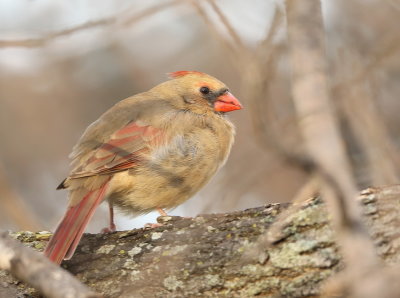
[44,71,242,264]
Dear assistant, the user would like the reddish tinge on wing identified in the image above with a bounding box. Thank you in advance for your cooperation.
[70,121,164,178]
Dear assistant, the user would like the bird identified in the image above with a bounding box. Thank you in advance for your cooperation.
[44,71,242,264]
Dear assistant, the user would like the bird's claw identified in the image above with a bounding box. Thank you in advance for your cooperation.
[101,223,116,233]
[144,222,163,229]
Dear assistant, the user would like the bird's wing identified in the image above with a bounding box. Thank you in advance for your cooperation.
[67,98,173,179]
[69,122,163,178]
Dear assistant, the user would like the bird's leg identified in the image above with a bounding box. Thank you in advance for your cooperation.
[156,207,168,217]
[101,201,117,233]
[144,208,168,229]
[157,207,191,219]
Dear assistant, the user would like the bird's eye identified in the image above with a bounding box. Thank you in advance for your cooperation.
[200,86,210,95]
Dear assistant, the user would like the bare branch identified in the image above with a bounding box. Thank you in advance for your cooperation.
[0,232,100,298]
[283,3,394,296]
[121,0,182,26]
[334,38,400,185]
[338,71,400,185]
[187,0,239,55]
[0,1,181,48]
[204,0,246,49]
[386,0,400,11]
[2,186,400,296]
[285,0,360,227]
[0,19,112,48]
[257,8,284,55]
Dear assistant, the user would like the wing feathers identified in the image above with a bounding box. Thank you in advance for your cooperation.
[69,122,163,178]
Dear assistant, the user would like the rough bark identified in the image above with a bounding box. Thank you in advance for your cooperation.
[0,232,100,298]
[1,185,400,297]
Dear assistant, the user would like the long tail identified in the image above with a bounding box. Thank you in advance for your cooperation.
[44,181,110,264]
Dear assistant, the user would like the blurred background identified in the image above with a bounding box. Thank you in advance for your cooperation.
[0,0,399,232]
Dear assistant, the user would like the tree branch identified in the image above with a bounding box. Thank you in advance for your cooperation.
[0,232,100,298]
[0,1,181,48]
[1,186,400,297]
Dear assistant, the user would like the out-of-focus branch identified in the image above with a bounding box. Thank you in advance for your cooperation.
[337,68,400,185]
[190,0,300,163]
[333,37,400,94]
[332,41,400,185]
[387,0,400,11]
[240,8,310,176]
[0,19,112,48]
[257,9,284,54]
[120,0,182,26]
[285,0,360,228]
[0,1,181,48]
[188,0,240,56]
[0,166,42,230]
[284,1,391,296]
[204,0,245,49]
[0,232,100,298]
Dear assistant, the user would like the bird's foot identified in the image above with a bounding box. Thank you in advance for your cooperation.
[101,223,117,233]
[144,222,163,229]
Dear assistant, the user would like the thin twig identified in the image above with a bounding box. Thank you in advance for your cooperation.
[0,1,181,48]
[242,9,295,156]
[121,0,182,26]
[257,8,284,55]
[187,0,239,55]
[204,0,246,49]
[0,19,113,48]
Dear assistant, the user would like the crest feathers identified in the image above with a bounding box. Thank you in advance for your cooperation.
[168,71,206,79]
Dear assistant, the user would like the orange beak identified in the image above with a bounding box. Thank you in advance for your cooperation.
[214,92,243,112]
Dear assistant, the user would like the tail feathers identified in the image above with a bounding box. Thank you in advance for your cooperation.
[44,181,110,264]
[56,178,67,190]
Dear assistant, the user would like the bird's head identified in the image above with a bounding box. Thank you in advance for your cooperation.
[154,71,243,114]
